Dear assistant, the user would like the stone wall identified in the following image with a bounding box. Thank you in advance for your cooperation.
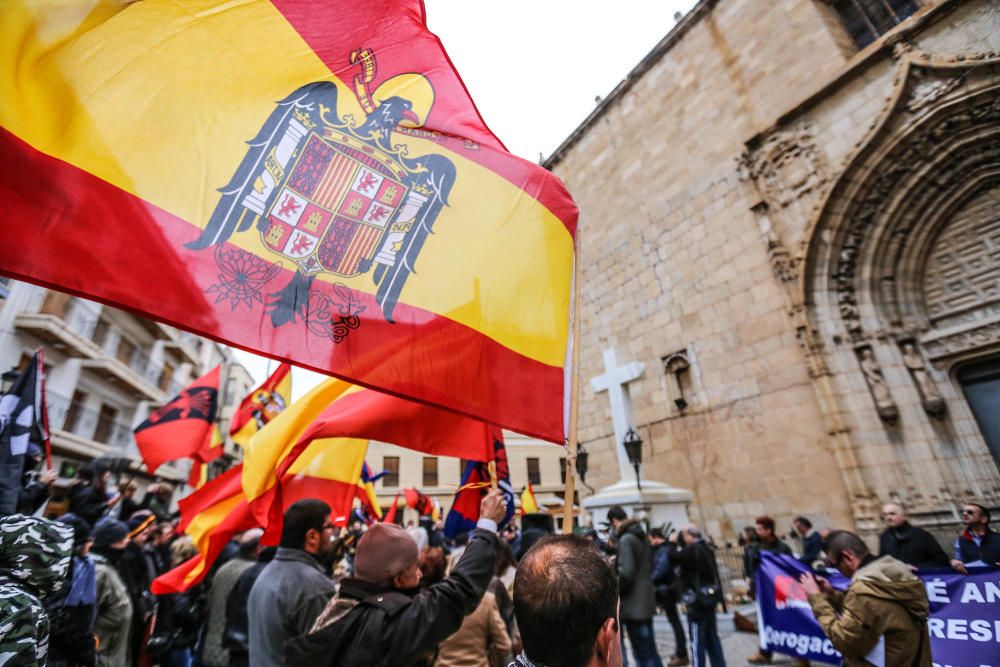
[552,0,1000,539]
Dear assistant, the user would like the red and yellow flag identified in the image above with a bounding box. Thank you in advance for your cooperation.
[151,465,257,594]
[152,432,371,593]
[134,366,221,475]
[243,376,493,531]
[520,483,540,515]
[0,0,577,443]
[230,363,292,447]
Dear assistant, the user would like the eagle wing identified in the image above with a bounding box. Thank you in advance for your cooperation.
[186,82,342,250]
[373,153,456,322]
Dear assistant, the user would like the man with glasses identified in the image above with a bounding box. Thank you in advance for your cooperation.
[800,530,932,667]
[248,499,337,667]
[877,503,949,571]
[951,503,1000,573]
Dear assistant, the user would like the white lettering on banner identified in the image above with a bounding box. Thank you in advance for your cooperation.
[959,581,1000,604]
[926,577,951,604]
[927,617,1000,641]
[763,625,838,657]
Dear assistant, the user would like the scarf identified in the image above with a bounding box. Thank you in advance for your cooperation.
[64,554,97,607]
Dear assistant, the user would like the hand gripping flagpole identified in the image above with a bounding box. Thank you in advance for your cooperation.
[563,247,581,534]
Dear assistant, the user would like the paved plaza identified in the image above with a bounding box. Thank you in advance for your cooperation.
[626,606,811,666]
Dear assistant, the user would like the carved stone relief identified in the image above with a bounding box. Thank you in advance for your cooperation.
[739,124,828,208]
[858,347,899,422]
[900,341,946,416]
[796,324,831,379]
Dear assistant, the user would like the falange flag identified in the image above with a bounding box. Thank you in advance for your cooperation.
[0,0,578,443]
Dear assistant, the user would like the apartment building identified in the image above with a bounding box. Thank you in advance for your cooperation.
[0,278,253,493]
[367,431,574,528]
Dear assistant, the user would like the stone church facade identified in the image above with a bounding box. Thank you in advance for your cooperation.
[550,0,1000,539]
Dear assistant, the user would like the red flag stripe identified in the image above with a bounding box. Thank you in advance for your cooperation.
[0,128,565,443]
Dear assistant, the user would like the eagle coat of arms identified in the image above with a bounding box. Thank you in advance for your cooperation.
[188,50,456,334]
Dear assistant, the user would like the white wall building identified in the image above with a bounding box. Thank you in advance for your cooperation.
[0,278,253,495]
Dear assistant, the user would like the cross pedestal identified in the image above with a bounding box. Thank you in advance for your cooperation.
[582,347,692,530]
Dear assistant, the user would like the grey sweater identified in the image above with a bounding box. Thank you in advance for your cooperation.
[247,547,335,667]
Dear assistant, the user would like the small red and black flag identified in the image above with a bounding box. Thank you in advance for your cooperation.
[135,366,221,475]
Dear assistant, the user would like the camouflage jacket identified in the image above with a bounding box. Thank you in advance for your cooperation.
[0,514,73,666]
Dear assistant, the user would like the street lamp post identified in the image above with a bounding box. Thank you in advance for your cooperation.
[622,427,643,491]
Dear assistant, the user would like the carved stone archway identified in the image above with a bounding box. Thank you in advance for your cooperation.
[800,51,1000,526]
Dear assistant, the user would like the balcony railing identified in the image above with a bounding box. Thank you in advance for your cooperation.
[47,391,134,452]
[27,289,103,341]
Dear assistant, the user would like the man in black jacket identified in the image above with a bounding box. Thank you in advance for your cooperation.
[878,503,950,570]
[670,526,725,667]
[951,502,1000,572]
[607,506,661,667]
[286,488,507,667]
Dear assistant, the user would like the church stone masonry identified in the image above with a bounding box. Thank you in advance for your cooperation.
[550,0,1000,540]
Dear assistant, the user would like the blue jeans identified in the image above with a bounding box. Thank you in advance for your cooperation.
[688,611,726,667]
[624,619,664,667]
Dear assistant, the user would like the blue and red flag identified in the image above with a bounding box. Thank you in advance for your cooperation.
[444,429,515,538]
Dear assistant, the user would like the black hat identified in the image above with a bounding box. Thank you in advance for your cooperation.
[92,517,129,548]
[57,513,93,547]
[607,506,628,522]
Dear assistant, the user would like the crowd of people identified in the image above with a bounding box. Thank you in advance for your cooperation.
[1,459,998,667]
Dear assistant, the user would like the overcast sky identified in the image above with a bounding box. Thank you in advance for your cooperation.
[234,0,697,396]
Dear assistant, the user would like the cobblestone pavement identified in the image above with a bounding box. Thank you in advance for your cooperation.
[624,606,812,666]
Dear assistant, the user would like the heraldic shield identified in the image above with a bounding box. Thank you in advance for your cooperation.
[186,60,455,330]
[262,131,412,278]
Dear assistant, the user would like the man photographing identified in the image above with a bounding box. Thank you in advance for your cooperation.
[286,488,508,667]
[799,530,931,667]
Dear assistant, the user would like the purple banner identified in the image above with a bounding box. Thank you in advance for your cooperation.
[756,552,1000,666]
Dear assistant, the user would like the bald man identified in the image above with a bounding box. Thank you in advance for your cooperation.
[878,503,949,570]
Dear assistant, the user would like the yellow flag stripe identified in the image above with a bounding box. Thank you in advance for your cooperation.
[0,0,572,365]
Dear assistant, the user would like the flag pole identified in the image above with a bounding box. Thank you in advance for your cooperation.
[562,247,582,534]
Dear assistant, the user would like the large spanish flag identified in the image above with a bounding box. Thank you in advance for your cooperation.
[230,363,293,447]
[0,1,577,443]
[243,376,493,530]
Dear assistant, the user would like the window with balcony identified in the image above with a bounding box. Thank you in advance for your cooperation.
[527,457,541,485]
[381,456,400,487]
[92,317,110,348]
[63,390,87,433]
[40,290,72,318]
[159,362,175,393]
[422,457,438,487]
[826,0,920,48]
[93,404,119,444]
[116,338,137,366]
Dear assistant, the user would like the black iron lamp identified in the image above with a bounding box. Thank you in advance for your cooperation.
[623,427,643,491]
[575,443,589,482]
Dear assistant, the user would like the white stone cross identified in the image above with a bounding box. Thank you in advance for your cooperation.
[590,347,645,481]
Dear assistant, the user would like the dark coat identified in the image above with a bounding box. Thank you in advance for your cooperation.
[799,531,823,566]
[956,528,1000,565]
[671,538,722,619]
[747,538,792,577]
[286,528,499,667]
[878,522,950,570]
[223,560,268,662]
[614,519,656,622]
[151,584,206,650]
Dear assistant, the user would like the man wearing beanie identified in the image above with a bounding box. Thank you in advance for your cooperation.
[91,517,134,666]
[248,499,337,667]
[286,488,508,667]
